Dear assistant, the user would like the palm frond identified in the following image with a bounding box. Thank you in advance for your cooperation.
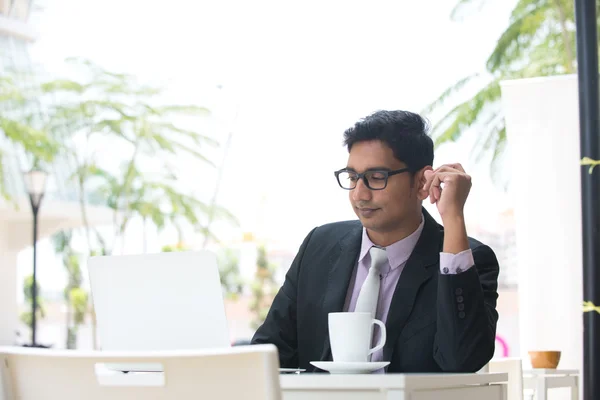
[431,79,501,147]
[40,80,86,93]
[152,122,219,146]
[472,110,503,164]
[150,133,176,154]
[207,205,240,225]
[171,142,216,166]
[509,0,550,21]
[421,73,479,115]
[0,118,60,161]
[153,105,211,117]
[450,0,488,21]
[486,4,552,73]
[489,125,509,190]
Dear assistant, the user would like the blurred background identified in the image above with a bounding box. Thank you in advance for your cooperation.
[2,0,566,359]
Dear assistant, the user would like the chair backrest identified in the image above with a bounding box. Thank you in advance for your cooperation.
[0,344,281,400]
[488,357,524,400]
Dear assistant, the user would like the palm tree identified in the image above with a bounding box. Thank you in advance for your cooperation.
[423,0,580,177]
[40,58,217,255]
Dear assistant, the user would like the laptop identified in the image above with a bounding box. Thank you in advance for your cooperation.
[88,250,230,371]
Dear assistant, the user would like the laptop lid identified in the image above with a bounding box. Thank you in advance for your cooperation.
[88,250,230,352]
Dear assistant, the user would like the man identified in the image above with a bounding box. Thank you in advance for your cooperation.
[251,110,499,373]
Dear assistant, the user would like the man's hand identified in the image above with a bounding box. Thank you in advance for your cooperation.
[423,163,472,220]
[423,163,471,254]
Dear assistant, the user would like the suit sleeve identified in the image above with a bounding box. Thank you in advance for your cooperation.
[250,227,316,368]
[433,244,499,372]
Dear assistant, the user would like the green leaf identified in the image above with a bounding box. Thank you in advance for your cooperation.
[152,121,219,147]
[153,105,211,117]
[421,73,479,115]
[171,141,216,166]
[431,79,501,146]
[41,79,86,93]
[0,118,60,161]
[150,133,176,154]
[486,1,552,73]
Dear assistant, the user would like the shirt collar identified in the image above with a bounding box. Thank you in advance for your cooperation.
[359,214,425,270]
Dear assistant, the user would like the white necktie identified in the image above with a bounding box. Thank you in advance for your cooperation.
[355,246,387,318]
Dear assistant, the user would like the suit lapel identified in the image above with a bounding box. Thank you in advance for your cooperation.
[318,223,362,362]
[382,209,442,362]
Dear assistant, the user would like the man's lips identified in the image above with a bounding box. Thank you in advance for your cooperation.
[356,207,380,216]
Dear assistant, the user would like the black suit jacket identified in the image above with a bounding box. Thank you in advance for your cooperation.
[251,209,500,373]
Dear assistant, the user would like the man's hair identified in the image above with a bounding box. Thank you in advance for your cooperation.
[343,110,434,172]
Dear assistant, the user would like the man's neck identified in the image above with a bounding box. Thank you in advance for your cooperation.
[366,215,423,247]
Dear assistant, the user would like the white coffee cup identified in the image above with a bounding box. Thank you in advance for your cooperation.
[328,312,386,362]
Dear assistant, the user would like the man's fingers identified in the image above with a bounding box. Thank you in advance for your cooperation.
[448,163,465,173]
[433,165,461,174]
[423,167,470,200]
[423,170,435,192]
[429,174,442,203]
[433,163,464,172]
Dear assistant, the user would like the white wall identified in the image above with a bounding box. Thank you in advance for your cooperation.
[501,75,583,379]
[0,242,18,345]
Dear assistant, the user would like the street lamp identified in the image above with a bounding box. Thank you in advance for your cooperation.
[23,168,48,347]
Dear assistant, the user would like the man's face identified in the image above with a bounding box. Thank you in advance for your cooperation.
[346,140,426,235]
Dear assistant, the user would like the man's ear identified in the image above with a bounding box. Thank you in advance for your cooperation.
[416,166,433,201]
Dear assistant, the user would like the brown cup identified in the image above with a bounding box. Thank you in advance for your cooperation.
[528,351,561,369]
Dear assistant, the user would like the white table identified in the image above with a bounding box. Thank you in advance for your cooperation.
[523,369,579,400]
[280,372,508,400]
[95,368,507,400]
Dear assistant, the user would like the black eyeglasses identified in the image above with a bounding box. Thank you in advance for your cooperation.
[334,168,411,190]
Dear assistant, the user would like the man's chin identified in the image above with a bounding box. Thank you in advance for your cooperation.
[356,217,380,230]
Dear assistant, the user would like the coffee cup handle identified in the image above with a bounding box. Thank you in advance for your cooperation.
[367,319,387,356]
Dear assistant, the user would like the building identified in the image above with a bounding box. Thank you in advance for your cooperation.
[0,0,111,346]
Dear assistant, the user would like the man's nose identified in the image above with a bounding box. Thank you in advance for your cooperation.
[352,178,372,202]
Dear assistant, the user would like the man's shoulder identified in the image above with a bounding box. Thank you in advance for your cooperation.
[315,219,362,232]
[292,220,361,262]
[308,220,362,242]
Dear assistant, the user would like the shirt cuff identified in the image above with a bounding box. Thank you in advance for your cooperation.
[439,249,474,275]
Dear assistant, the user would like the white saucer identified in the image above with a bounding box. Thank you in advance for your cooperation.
[279,368,306,373]
[310,361,390,374]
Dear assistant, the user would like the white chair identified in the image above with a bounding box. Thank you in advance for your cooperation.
[488,357,525,400]
[0,344,281,400]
